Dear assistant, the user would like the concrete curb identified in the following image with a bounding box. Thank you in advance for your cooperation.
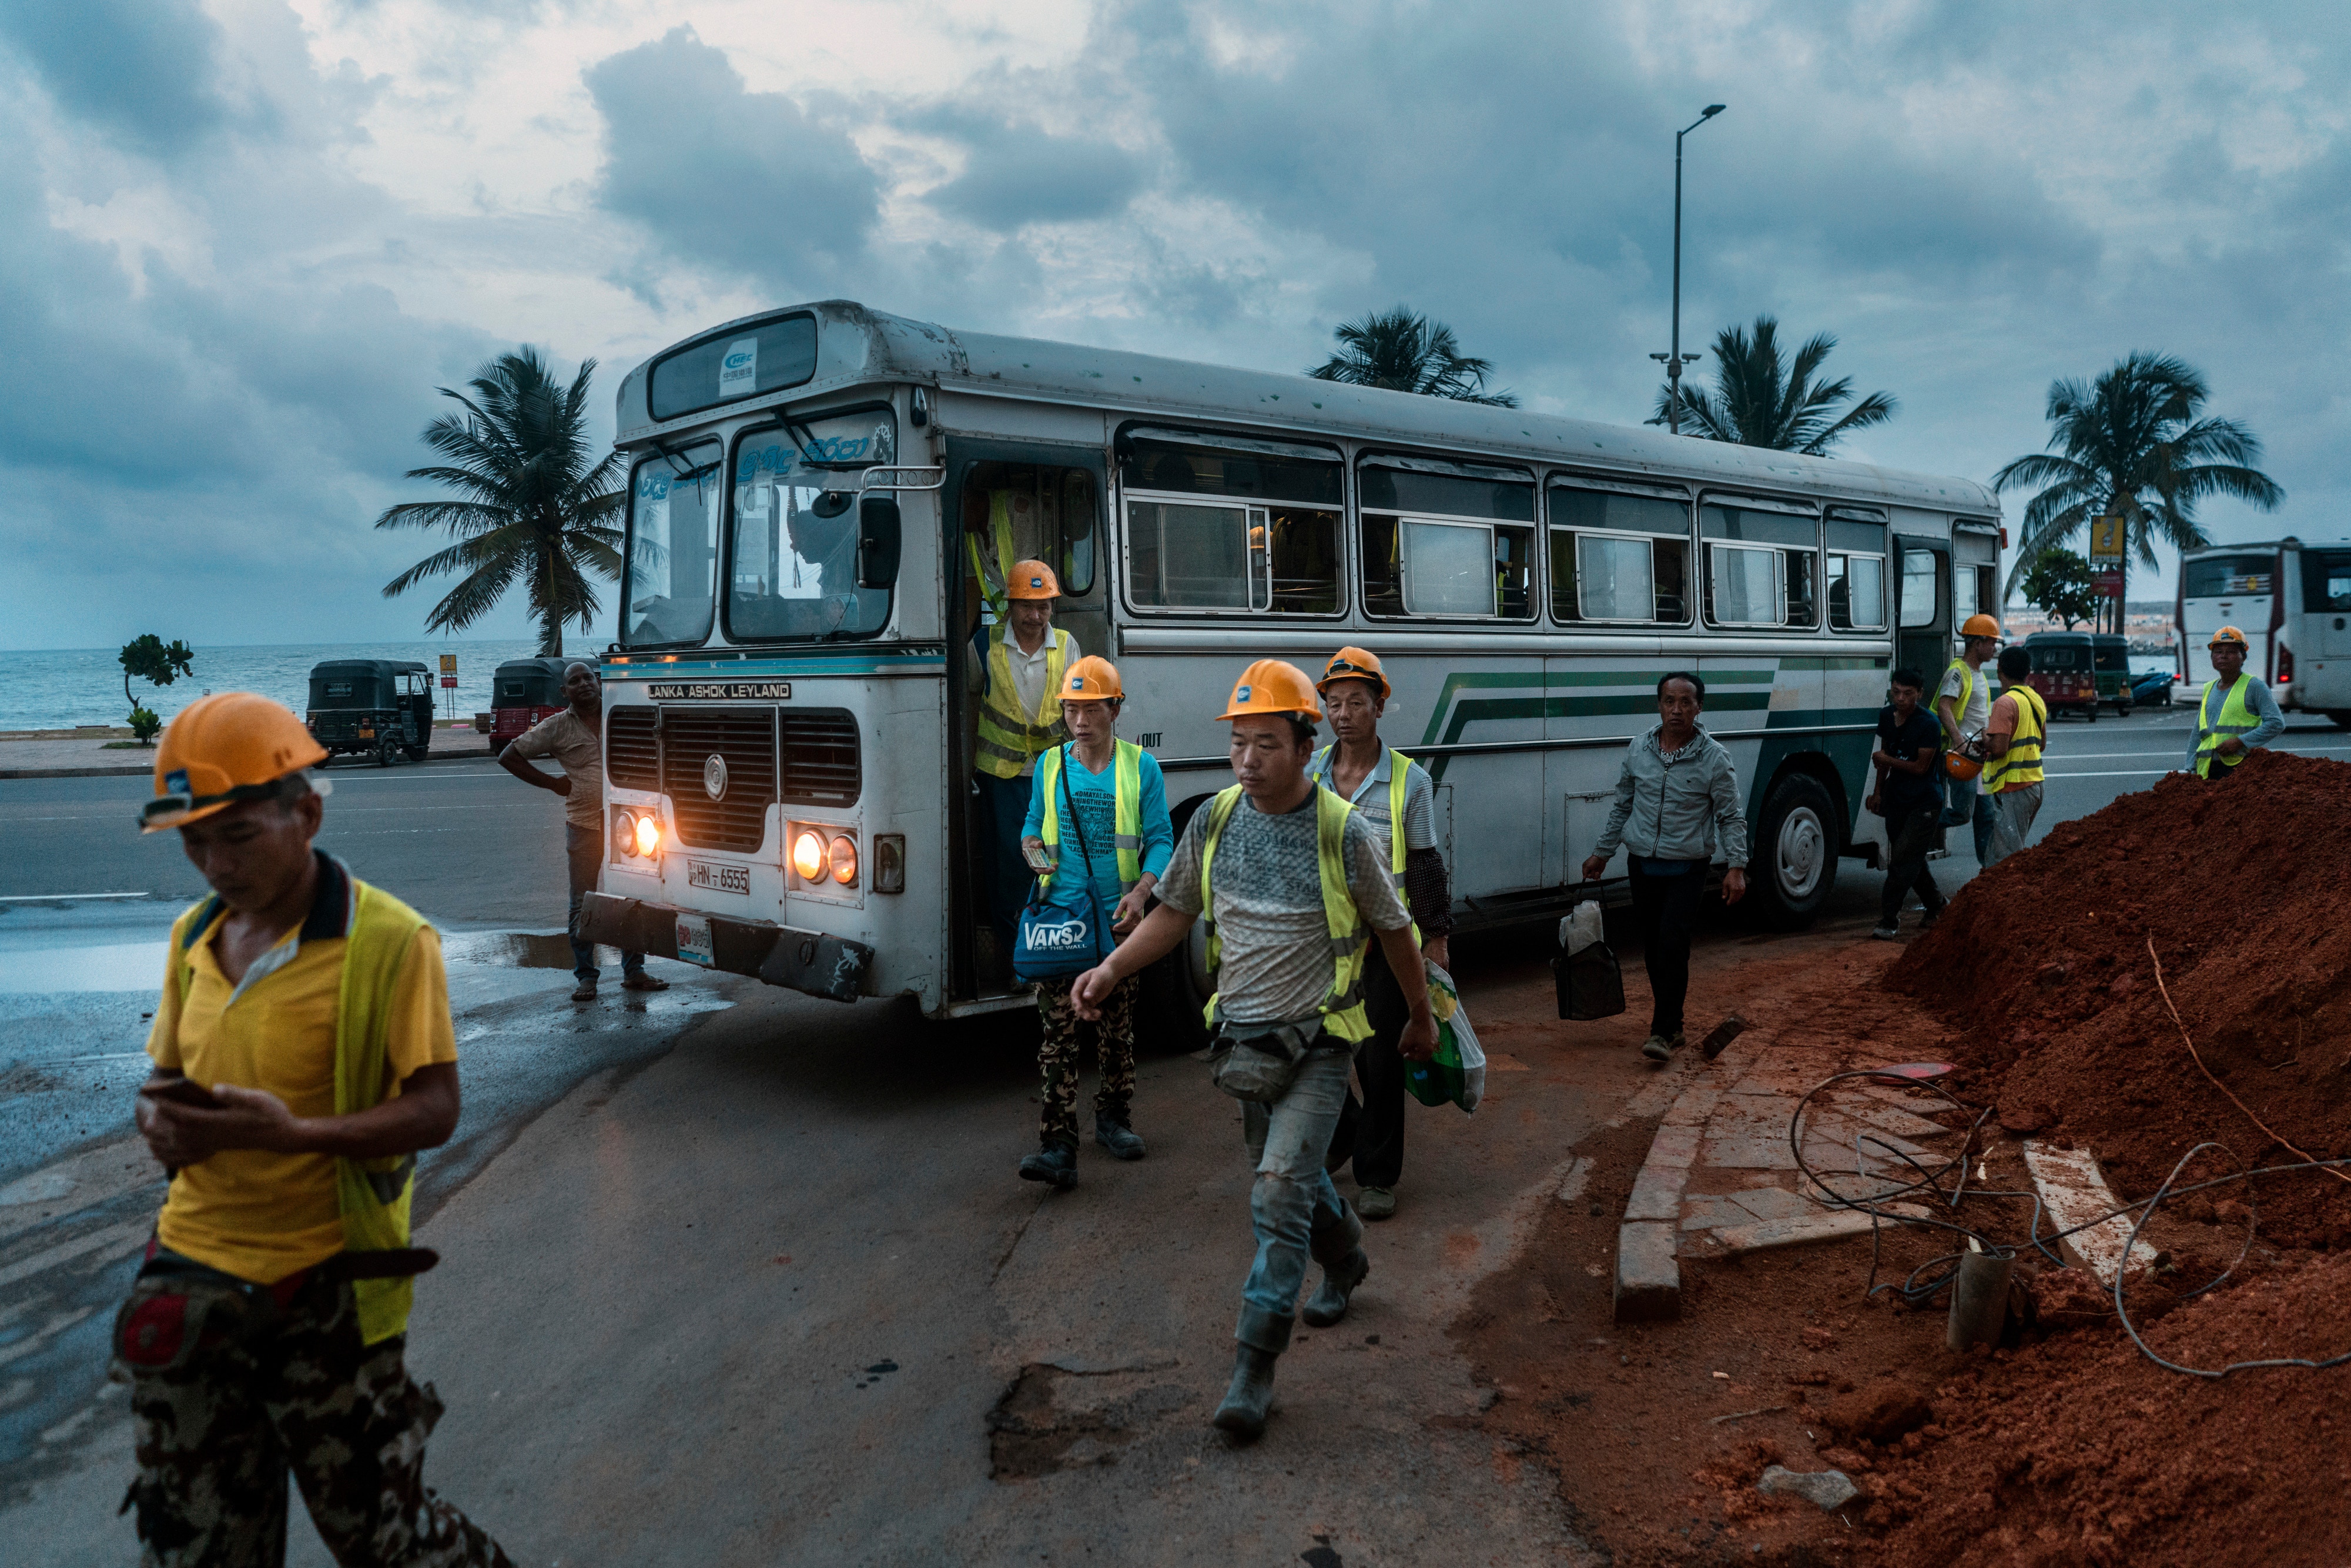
[2022,1140,2154,1285]
[1,749,498,782]
[1611,1053,1737,1323]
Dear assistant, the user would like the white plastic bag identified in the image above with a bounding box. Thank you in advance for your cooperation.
[1559,900,1606,958]
[1413,961,1486,1114]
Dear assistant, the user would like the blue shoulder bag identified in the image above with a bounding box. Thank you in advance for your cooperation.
[1013,749,1116,982]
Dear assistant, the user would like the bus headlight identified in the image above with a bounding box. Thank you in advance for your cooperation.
[614,808,638,857]
[872,833,905,894]
[792,829,826,882]
[634,813,662,857]
[829,835,858,886]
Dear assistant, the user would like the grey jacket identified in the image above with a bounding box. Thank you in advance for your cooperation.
[1593,723,1750,868]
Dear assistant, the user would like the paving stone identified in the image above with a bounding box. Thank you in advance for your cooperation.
[1723,1185,1823,1223]
[1645,1124,1703,1170]
[1703,1133,1800,1171]
[1613,1221,1680,1322]
[2022,1140,2155,1286]
[1709,1204,1931,1258]
[1834,1100,1955,1141]
[1624,1160,1687,1222]
[1659,1083,1722,1130]
[1679,1197,1754,1231]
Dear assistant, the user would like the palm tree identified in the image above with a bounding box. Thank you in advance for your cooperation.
[376,348,625,656]
[1650,315,1896,455]
[1992,353,2282,617]
[1307,306,1519,407]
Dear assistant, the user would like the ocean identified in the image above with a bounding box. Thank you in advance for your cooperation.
[0,638,570,731]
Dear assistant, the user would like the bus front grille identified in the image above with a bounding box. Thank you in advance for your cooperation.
[605,707,659,792]
[662,708,777,853]
[781,710,862,806]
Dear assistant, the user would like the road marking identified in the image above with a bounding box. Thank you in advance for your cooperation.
[2042,769,2172,779]
[0,892,150,902]
[0,1219,148,1291]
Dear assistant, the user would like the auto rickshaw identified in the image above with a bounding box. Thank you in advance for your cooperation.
[307,659,435,765]
[2092,634,2134,716]
[2022,631,2099,722]
[490,656,571,746]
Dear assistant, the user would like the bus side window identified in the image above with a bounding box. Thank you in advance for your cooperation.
[1828,554,1888,631]
[1700,502,1818,629]
[1899,549,1940,629]
[1358,458,1536,621]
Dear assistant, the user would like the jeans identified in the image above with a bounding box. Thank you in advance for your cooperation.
[1878,802,1945,926]
[1941,772,1997,863]
[566,822,645,983]
[1629,862,1706,1038]
[1237,1045,1357,1331]
[974,772,1033,960]
[1983,783,2044,869]
[1328,944,1409,1188]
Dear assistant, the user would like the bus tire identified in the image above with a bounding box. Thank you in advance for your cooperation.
[1749,773,1841,931]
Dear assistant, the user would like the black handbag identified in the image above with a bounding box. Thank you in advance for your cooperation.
[1553,894,1627,1021]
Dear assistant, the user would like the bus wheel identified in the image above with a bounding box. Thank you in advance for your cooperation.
[1136,922,1211,1055]
[1750,774,1841,931]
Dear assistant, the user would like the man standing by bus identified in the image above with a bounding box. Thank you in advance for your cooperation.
[1980,645,2049,867]
[499,661,662,1001]
[1068,660,1436,1439]
[2185,625,2285,781]
[1866,668,1945,939]
[1306,646,1451,1222]
[968,559,1075,975]
[119,693,511,1566]
[1937,614,2001,863]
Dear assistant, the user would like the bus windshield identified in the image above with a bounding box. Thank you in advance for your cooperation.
[727,410,899,641]
[2182,555,2272,597]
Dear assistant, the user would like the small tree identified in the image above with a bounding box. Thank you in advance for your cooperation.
[119,635,194,743]
[2015,548,2100,630]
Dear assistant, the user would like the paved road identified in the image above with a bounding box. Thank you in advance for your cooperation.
[3,707,2345,1559]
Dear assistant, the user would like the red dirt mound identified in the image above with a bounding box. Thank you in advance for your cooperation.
[1889,749,2351,1238]
[1869,1250,2351,1568]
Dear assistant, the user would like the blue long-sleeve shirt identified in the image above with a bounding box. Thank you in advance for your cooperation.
[1022,743,1175,909]
[2183,675,2285,771]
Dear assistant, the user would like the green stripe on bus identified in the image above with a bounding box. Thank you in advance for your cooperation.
[1416,668,1776,745]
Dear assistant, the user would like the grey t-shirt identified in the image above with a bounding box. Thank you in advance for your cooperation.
[1157,791,1411,1027]
[1937,659,1991,739]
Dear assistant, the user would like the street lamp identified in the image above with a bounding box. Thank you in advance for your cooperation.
[1657,102,1726,437]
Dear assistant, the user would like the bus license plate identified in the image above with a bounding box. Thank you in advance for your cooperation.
[687,860,751,896]
[675,913,715,967]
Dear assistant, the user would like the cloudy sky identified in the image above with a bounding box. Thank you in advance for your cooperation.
[2,0,2342,651]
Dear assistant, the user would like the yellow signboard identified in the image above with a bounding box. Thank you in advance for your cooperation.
[439,653,458,673]
[2089,515,2125,563]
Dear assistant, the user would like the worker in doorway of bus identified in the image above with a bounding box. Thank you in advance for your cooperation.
[1305,646,1452,1223]
[2183,625,2285,782]
[498,661,662,1002]
[1980,645,2050,868]
[1066,660,1436,1439]
[1866,668,1946,939]
[1937,614,2002,863]
[1013,656,1174,1187]
[119,693,513,1567]
[1580,672,1749,1063]
[967,559,1076,974]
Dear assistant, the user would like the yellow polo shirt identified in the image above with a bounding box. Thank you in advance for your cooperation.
[146,906,456,1285]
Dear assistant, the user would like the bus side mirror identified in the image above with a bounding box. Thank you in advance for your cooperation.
[858,497,902,589]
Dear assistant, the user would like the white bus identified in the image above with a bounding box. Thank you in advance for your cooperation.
[2175,542,2281,689]
[2277,538,2351,725]
[575,301,2000,1038]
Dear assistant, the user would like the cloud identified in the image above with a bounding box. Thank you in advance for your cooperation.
[924,120,1147,229]
[0,0,227,155]
[585,26,882,293]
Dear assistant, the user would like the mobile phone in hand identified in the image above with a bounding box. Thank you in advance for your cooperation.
[1022,843,1057,873]
[139,1077,222,1111]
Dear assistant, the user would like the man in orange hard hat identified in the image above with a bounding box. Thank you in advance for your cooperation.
[118,693,511,1564]
[1936,614,2002,863]
[967,559,1076,976]
[1068,660,1436,1439]
[2183,626,2283,782]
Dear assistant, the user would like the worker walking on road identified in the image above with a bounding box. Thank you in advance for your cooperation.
[1067,661,1436,1439]
[1305,646,1452,1222]
[2185,625,2285,781]
[497,660,663,1002]
[119,693,511,1566]
[1937,614,2002,863]
[1980,646,2049,868]
[1582,673,1749,1063]
[1015,656,1174,1188]
[1867,668,1945,939]
[969,559,1076,977]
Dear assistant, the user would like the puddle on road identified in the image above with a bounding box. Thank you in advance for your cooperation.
[0,941,168,994]
[445,931,624,970]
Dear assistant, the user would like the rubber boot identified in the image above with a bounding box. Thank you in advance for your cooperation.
[1017,1141,1079,1188]
[1094,1111,1146,1161]
[1302,1196,1368,1328]
[1213,1308,1292,1438]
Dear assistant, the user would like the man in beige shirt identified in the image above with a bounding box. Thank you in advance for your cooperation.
[499,661,664,1000]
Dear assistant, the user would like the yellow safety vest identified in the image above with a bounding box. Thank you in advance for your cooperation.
[1981,685,2047,792]
[1034,739,1146,892]
[974,626,1071,779]
[1938,658,1978,742]
[2195,677,2260,778]
[170,875,430,1345]
[1196,784,1372,1043]
[966,491,1019,621]
[1308,742,1426,935]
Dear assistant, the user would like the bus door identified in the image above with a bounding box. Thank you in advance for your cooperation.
[940,437,1110,1001]
[1895,540,1951,689]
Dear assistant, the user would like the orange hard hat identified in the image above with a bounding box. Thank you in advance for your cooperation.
[1960,614,2002,641]
[140,692,328,833]
[1941,749,1983,783]
[1315,645,1391,703]
[2209,625,2249,649]
[1059,655,1124,703]
[1218,659,1322,722]
[1006,559,1060,601]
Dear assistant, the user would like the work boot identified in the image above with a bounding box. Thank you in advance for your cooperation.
[570,978,597,1002]
[1017,1142,1079,1188]
[1355,1185,1396,1221]
[1094,1112,1146,1161]
[1302,1247,1371,1328]
[1640,1031,1685,1063]
[1870,923,1901,941]
[1213,1308,1293,1439]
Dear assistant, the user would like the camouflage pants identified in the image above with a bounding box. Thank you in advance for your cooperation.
[1033,972,1138,1147]
[111,1257,511,1568]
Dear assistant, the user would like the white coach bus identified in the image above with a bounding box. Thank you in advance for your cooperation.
[2175,541,2282,691]
[2276,538,2351,725]
[576,301,1998,1036]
